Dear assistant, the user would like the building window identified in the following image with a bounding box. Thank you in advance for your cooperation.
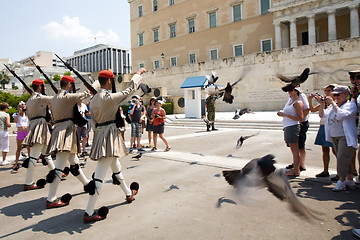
[154,60,160,69]
[169,0,175,6]
[170,24,176,38]
[260,0,270,15]
[139,63,145,68]
[233,44,243,56]
[170,57,177,67]
[188,18,195,33]
[138,33,144,46]
[209,12,217,28]
[138,5,143,17]
[153,0,158,11]
[233,4,242,22]
[261,39,272,52]
[153,29,159,42]
[210,49,218,60]
[189,53,196,64]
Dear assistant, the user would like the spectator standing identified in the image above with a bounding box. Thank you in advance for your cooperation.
[277,86,303,177]
[12,101,30,170]
[129,97,145,152]
[0,102,11,165]
[308,84,337,177]
[151,100,171,152]
[145,97,156,148]
[319,85,357,191]
[77,100,90,157]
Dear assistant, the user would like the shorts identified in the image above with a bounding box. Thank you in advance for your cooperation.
[299,121,309,149]
[153,123,165,134]
[0,131,9,152]
[131,122,142,138]
[283,124,300,144]
[16,130,28,140]
[77,125,88,139]
[315,125,334,148]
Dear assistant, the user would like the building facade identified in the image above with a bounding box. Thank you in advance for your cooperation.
[19,51,65,68]
[66,44,131,75]
[128,0,359,71]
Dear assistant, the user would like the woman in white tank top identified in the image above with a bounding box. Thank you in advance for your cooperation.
[12,102,30,171]
[277,88,303,176]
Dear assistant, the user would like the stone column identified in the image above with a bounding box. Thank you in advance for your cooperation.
[350,5,360,38]
[274,22,282,50]
[290,19,297,48]
[327,9,336,41]
[307,14,316,44]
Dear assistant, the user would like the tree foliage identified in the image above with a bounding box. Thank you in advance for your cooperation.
[53,74,61,81]
[64,71,72,76]
[0,71,10,89]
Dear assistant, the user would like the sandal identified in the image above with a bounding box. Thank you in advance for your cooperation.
[151,147,157,151]
[285,170,300,177]
[164,147,171,152]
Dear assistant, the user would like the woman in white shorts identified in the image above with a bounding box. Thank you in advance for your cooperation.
[0,102,11,165]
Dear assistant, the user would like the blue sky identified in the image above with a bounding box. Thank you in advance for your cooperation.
[0,0,130,61]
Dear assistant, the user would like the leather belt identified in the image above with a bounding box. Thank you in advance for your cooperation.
[54,118,73,124]
[96,120,115,128]
[30,116,45,121]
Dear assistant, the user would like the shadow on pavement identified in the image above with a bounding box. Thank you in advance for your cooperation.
[0,184,24,198]
[292,178,360,240]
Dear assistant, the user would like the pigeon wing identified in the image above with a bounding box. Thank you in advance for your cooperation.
[265,170,320,220]
[276,73,293,82]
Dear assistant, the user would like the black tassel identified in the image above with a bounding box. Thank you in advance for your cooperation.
[36,178,47,187]
[98,206,109,218]
[130,182,139,191]
[63,167,70,175]
[22,158,29,168]
[84,180,96,195]
[61,193,72,203]
[70,164,80,176]
[40,154,48,166]
[46,169,56,183]
[112,172,121,185]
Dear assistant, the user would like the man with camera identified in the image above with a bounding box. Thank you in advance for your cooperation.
[129,95,146,152]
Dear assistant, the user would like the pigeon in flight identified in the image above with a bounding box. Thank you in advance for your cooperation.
[132,153,142,160]
[276,68,317,92]
[223,154,320,220]
[205,72,219,88]
[140,83,152,97]
[236,132,259,149]
[233,108,252,119]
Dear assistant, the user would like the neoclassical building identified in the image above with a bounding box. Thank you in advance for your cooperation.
[128,0,359,71]
[271,0,360,50]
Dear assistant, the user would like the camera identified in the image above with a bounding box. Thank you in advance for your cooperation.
[314,92,325,101]
[154,114,159,118]
[353,84,358,92]
[22,108,26,112]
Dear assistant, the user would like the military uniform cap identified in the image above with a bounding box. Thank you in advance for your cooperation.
[99,70,114,79]
[32,79,44,85]
[61,75,75,83]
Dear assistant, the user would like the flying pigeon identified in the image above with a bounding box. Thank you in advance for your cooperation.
[236,132,259,149]
[205,71,219,88]
[222,154,320,220]
[139,83,152,97]
[233,108,252,119]
[276,68,317,92]
[132,153,142,160]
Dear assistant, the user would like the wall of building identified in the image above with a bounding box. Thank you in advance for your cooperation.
[136,37,360,112]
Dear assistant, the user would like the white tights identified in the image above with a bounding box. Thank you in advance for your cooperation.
[47,152,89,202]
[85,157,131,216]
[25,144,55,185]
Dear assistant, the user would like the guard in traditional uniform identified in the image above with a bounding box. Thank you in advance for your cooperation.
[22,79,55,190]
[45,75,91,209]
[83,68,146,223]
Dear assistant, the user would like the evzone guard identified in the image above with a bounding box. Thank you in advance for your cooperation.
[83,68,146,223]
[22,79,56,190]
[45,75,91,208]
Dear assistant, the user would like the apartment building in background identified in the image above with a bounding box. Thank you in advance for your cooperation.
[19,51,65,68]
[128,0,359,71]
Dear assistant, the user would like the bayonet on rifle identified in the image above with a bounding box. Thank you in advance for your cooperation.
[29,58,58,94]
[3,64,33,94]
[55,54,97,95]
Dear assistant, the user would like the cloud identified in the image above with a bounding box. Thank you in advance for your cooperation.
[41,16,119,44]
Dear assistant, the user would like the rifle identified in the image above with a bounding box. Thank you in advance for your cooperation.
[3,64,33,94]
[55,54,97,95]
[29,58,58,94]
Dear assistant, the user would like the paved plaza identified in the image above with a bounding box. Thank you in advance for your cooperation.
[0,112,359,239]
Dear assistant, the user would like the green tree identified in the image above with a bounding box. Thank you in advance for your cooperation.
[64,71,72,76]
[0,70,10,89]
[53,74,61,81]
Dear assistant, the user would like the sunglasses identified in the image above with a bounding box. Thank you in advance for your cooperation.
[333,93,340,97]
[324,89,332,92]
